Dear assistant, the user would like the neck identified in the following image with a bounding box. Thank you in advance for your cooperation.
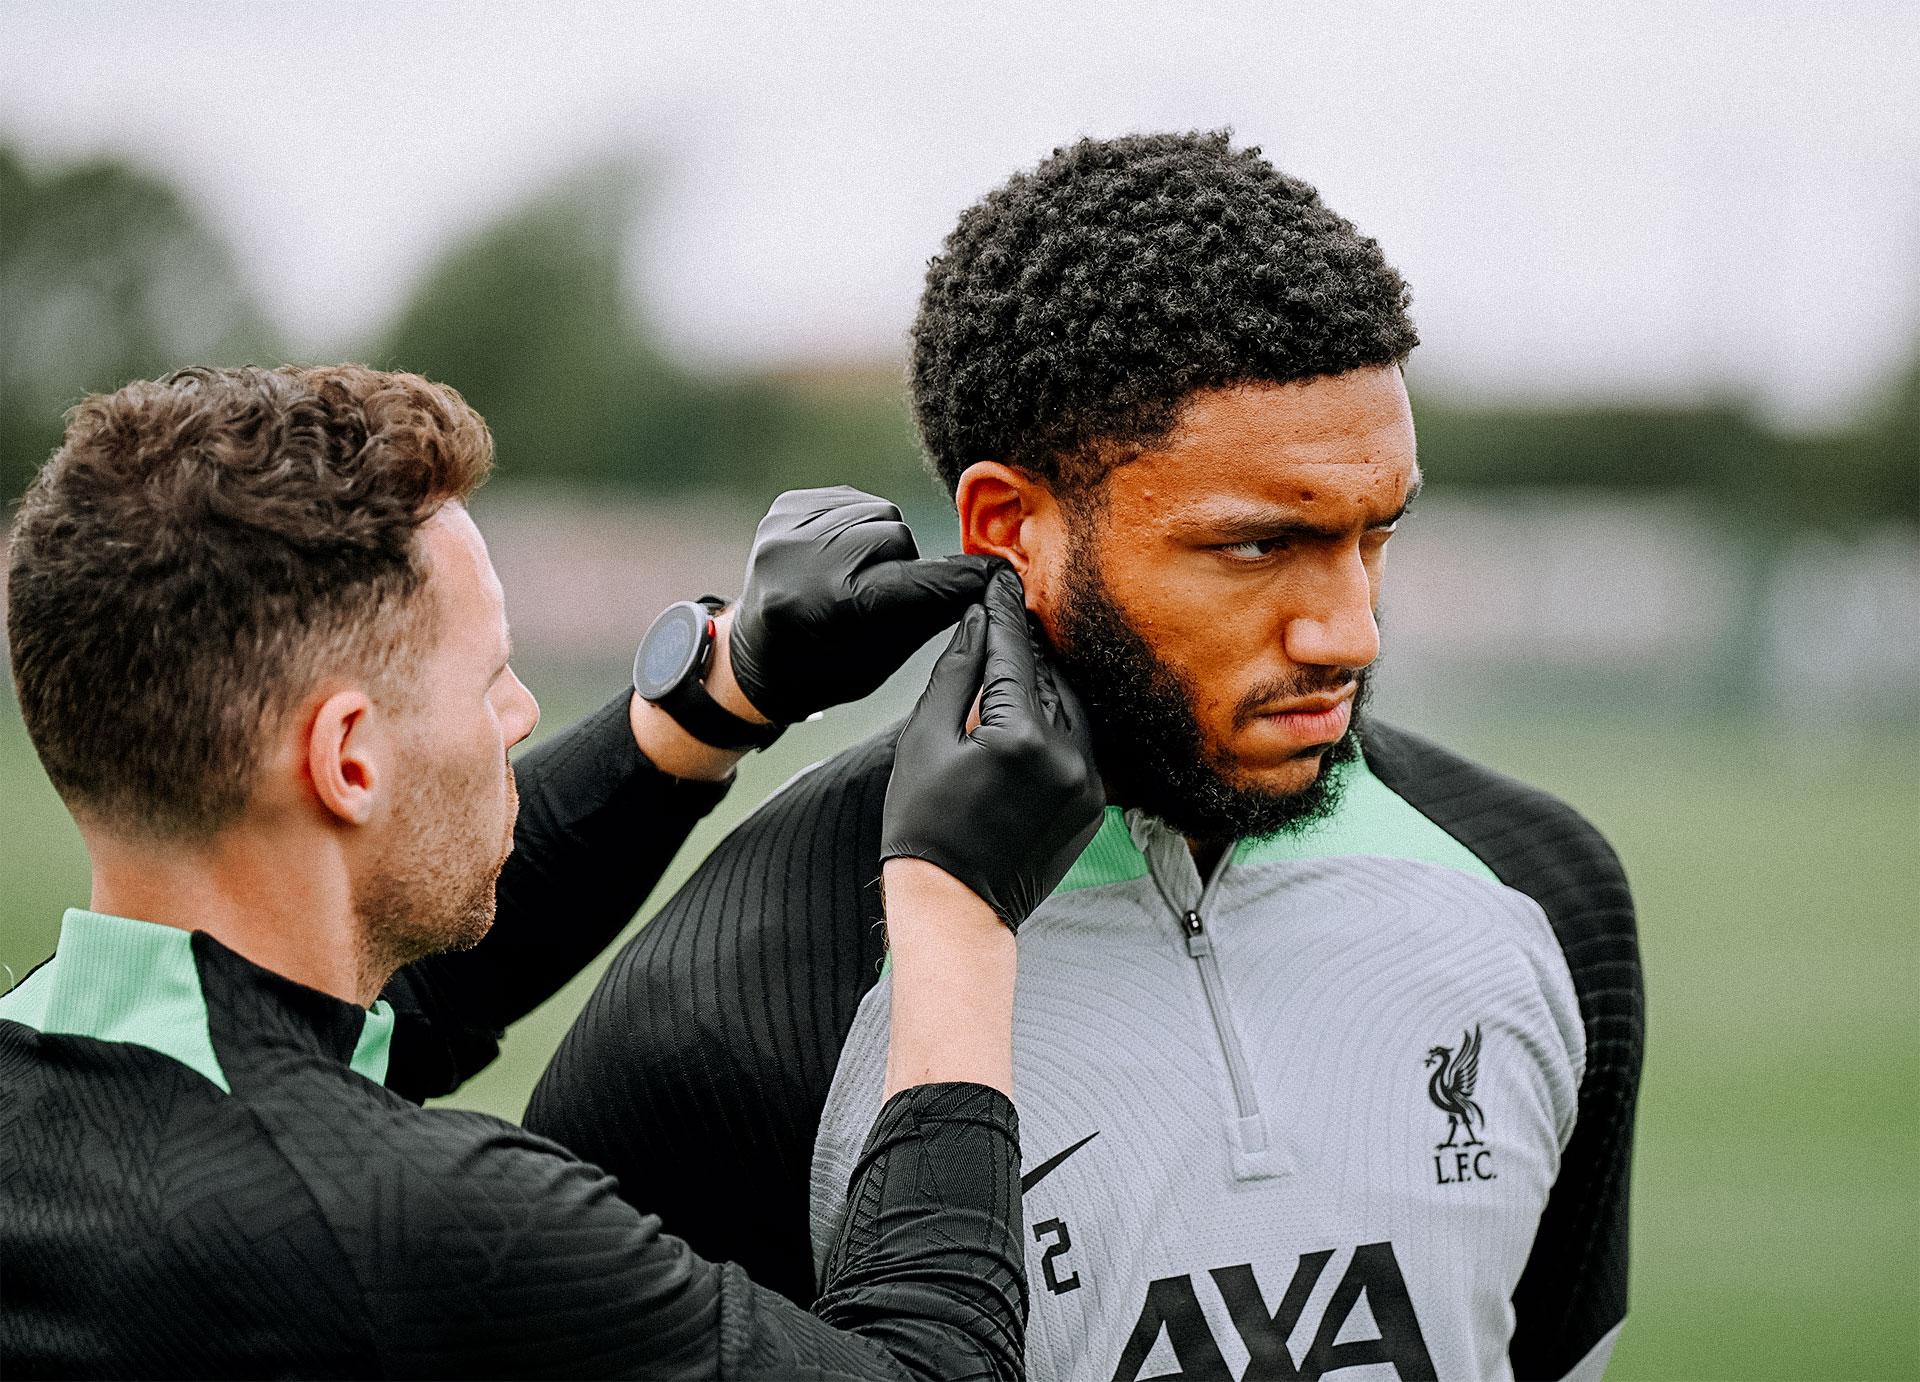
[85,823,375,1006]
[1187,836,1231,878]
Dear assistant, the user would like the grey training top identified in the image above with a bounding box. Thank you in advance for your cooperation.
[529,720,1644,1382]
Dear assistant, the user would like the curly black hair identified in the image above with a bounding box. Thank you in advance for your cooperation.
[910,130,1418,496]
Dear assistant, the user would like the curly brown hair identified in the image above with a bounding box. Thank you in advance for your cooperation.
[7,364,493,838]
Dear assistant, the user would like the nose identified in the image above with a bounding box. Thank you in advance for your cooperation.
[502,668,540,748]
[1282,548,1380,672]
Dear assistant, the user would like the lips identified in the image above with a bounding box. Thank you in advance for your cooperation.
[1253,688,1355,747]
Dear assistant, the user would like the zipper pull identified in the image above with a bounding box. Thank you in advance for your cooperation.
[1182,908,1211,957]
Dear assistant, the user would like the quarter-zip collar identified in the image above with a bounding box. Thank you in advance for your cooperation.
[1124,809,1213,913]
[1123,811,1294,1180]
[1046,749,1497,899]
[0,909,394,1091]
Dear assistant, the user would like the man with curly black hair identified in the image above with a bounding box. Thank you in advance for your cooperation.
[531,131,1643,1382]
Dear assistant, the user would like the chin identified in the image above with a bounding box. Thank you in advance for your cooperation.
[444,901,496,954]
[1243,760,1328,799]
[1220,738,1335,791]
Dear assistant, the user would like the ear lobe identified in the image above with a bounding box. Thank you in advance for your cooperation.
[956,462,1050,575]
[307,690,378,827]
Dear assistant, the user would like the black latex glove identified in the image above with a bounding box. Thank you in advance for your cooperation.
[727,486,1001,726]
[880,567,1106,931]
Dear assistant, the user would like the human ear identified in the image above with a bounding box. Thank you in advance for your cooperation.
[955,461,1071,604]
[306,690,379,827]
[957,462,1074,617]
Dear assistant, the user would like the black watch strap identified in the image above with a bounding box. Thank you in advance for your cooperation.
[635,598,785,752]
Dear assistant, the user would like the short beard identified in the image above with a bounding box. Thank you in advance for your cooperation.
[1049,540,1370,844]
[353,759,515,996]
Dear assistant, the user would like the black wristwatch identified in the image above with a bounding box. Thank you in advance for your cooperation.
[633,597,785,752]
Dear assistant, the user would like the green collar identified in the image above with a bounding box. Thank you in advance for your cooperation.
[1051,752,1497,895]
[0,909,395,1093]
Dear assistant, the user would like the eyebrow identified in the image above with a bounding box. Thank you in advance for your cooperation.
[1190,476,1423,545]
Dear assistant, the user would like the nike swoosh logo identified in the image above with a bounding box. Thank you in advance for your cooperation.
[1021,1131,1100,1194]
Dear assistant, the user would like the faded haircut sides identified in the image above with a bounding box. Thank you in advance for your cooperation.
[7,364,493,839]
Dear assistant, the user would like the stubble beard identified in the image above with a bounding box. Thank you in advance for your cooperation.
[354,757,517,995]
[1048,534,1370,846]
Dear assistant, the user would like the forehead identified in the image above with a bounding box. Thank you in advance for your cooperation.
[1100,368,1418,523]
[419,504,506,640]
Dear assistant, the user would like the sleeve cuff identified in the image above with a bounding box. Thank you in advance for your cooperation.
[520,690,734,832]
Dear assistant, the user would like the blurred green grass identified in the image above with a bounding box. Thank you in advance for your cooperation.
[3,690,1915,1380]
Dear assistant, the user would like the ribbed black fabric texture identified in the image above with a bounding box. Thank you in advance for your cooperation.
[3,698,1029,1379]
[812,1083,1027,1379]
[1,925,1025,1379]
[1364,722,1643,1382]
[0,1009,373,1378]
[526,731,899,1304]
[383,691,732,1101]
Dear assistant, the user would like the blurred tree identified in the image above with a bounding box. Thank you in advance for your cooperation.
[375,165,932,502]
[1411,377,1919,530]
[380,164,761,496]
[377,163,660,487]
[3,144,1909,522]
[0,146,280,499]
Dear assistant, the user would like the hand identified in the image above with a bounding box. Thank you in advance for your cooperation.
[880,567,1105,930]
[727,487,1000,725]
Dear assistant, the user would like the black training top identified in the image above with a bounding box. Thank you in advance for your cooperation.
[0,695,1025,1380]
[526,720,1643,1382]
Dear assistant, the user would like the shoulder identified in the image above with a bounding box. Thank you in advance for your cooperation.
[1362,720,1643,1088]
[736,726,900,848]
[622,724,894,968]
[329,1095,654,1269]
[599,725,896,992]
[1362,720,1635,960]
[356,1100,636,1236]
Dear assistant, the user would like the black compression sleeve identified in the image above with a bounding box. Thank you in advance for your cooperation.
[372,1084,1023,1380]
[382,691,733,1100]
[807,1083,1026,1380]
[525,731,898,1302]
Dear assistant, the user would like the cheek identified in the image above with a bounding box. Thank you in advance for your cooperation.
[444,715,508,803]
[1109,562,1281,694]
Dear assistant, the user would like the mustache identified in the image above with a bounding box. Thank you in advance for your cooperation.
[1230,666,1367,731]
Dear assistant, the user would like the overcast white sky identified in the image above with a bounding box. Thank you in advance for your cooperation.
[5,0,1918,425]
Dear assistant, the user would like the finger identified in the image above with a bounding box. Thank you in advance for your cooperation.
[767,485,884,523]
[825,517,917,566]
[806,500,907,544]
[905,603,989,743]
[1048,658,1098,760]
[1032,644,1063,723]
[850,554,1000,622]
[978,567,1042,727]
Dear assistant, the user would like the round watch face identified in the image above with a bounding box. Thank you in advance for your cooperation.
[634,601,709,700]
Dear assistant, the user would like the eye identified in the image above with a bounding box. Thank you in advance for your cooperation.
[1220,537,1289,561]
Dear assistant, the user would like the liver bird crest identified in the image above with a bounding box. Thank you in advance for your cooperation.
[1425,1024,1485,1149]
